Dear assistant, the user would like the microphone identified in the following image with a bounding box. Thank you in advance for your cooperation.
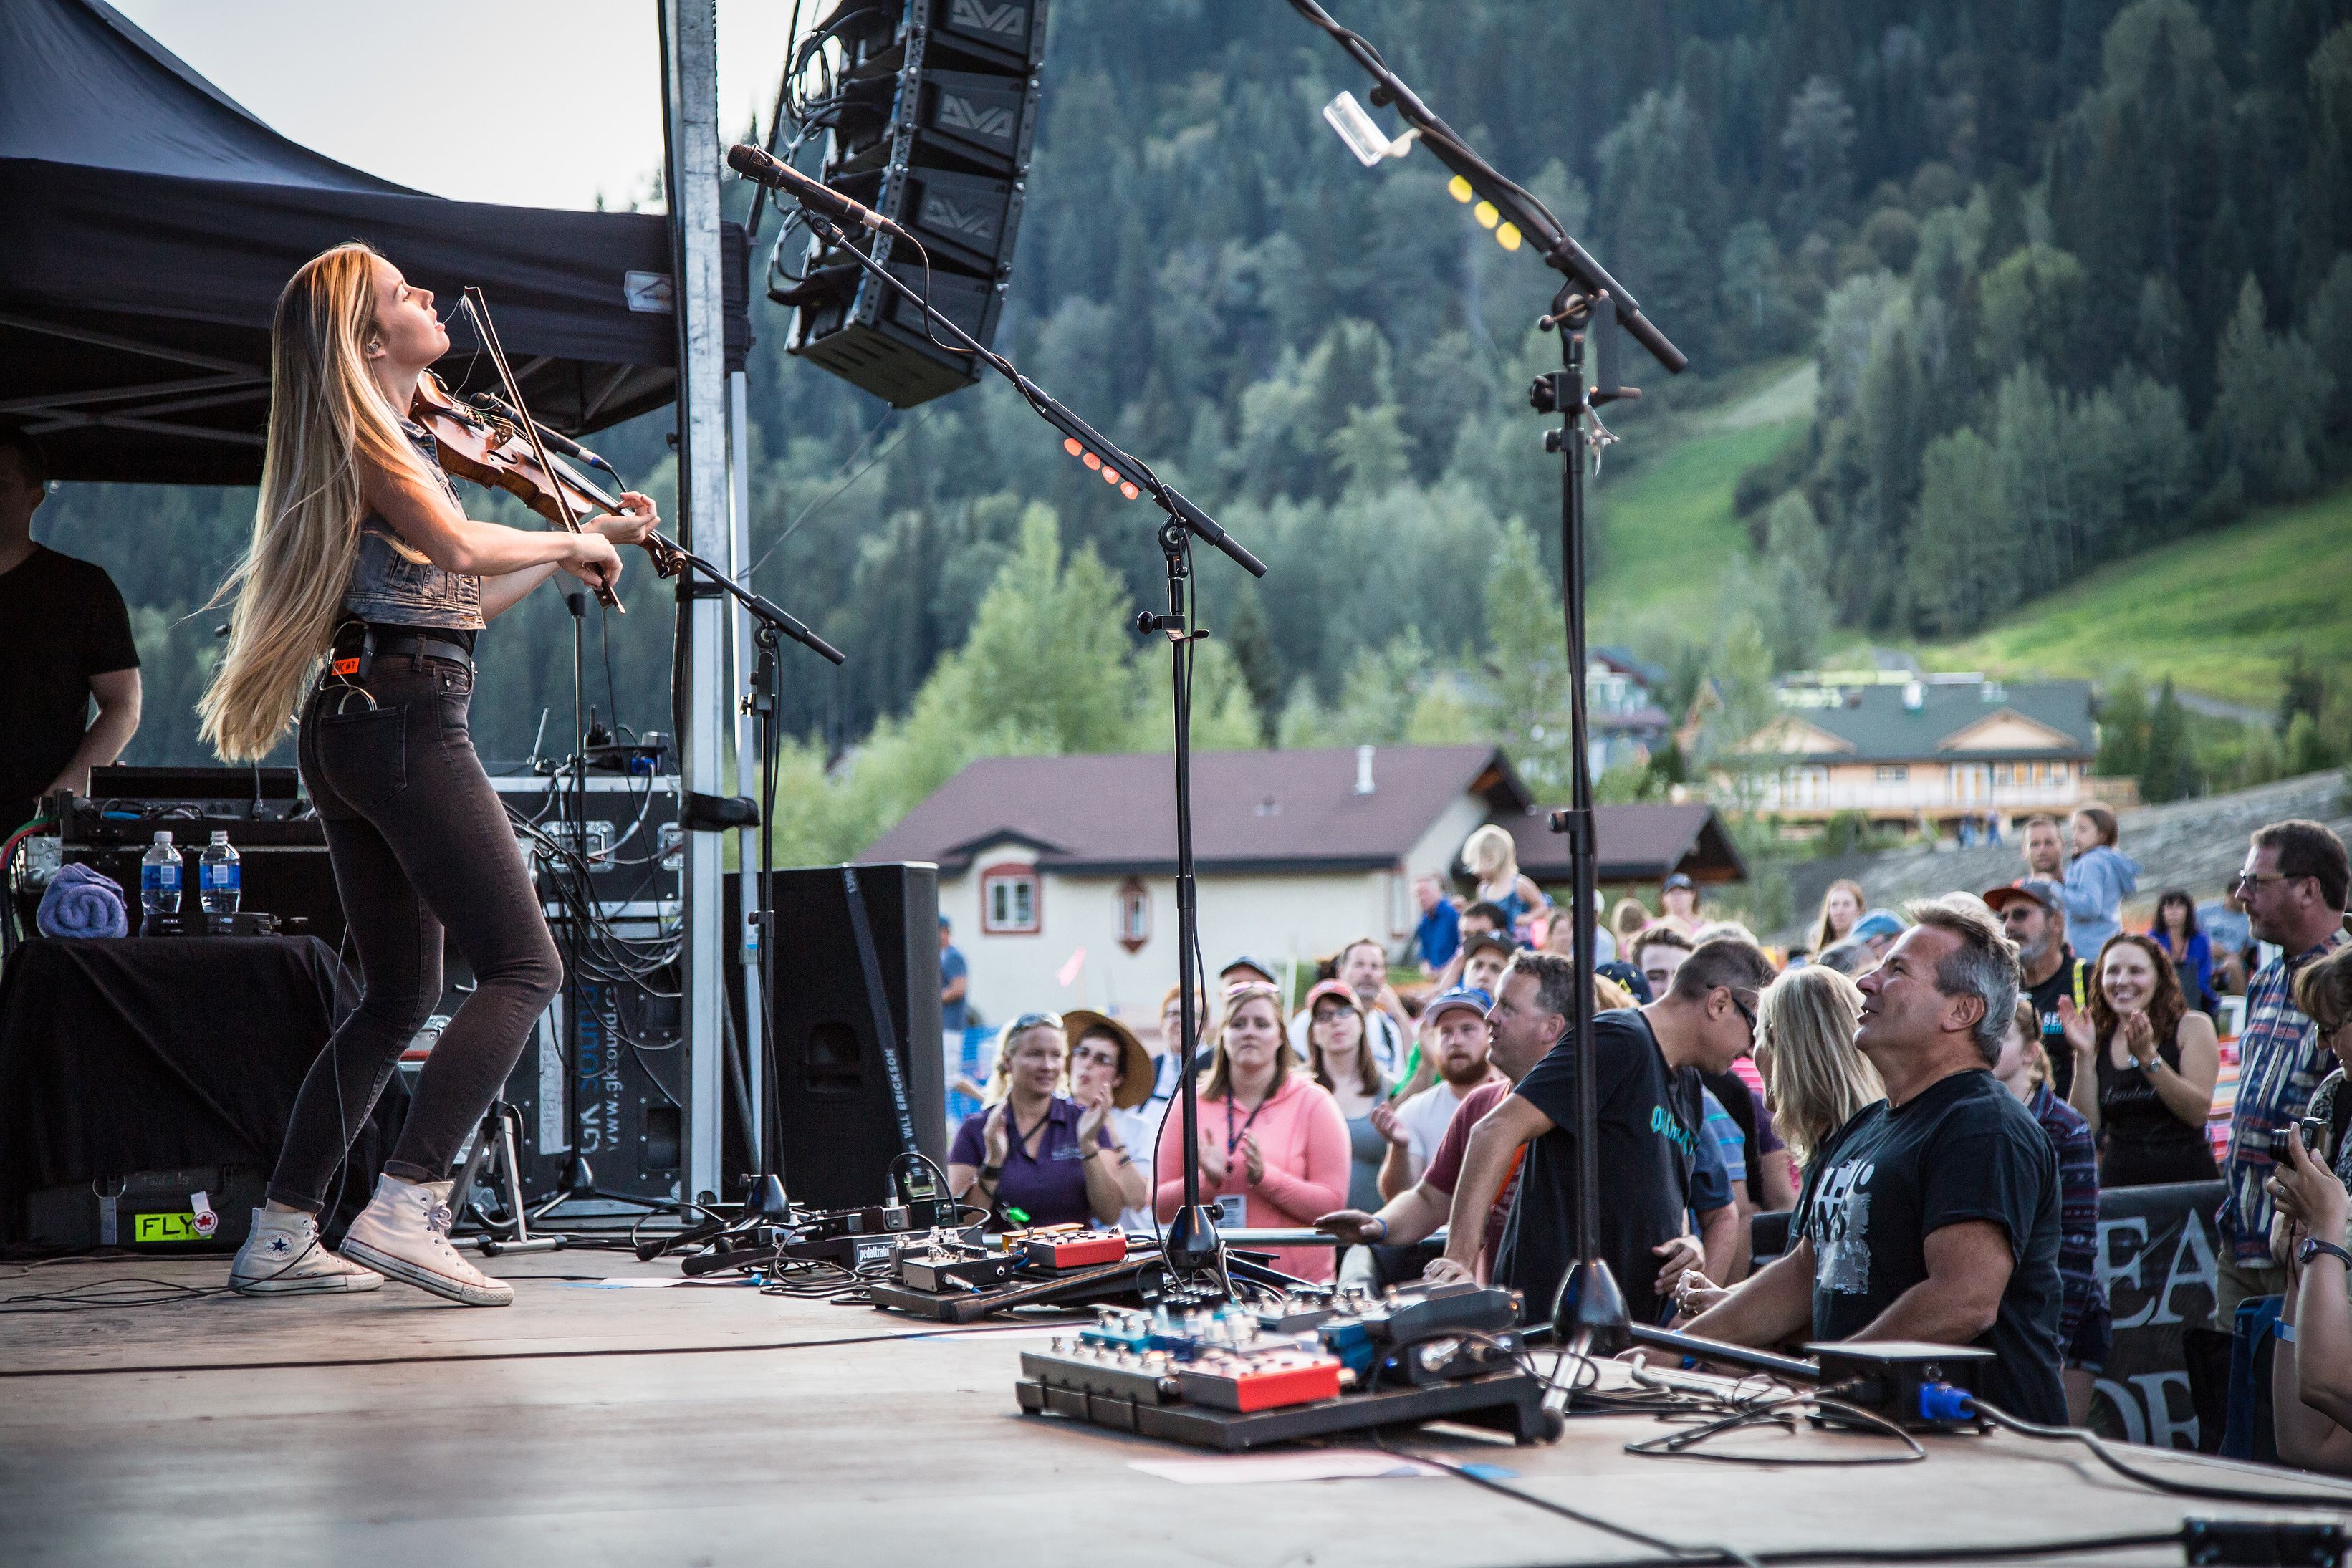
[726,143,896,234]
[466,391,623,484]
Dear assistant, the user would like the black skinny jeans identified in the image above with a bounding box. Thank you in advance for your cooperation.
[267,654,560,1211]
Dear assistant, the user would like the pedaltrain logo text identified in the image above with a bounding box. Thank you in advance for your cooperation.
[949,0,1027,37]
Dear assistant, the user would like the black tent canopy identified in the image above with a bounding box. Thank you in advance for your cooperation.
[1,0,750,485]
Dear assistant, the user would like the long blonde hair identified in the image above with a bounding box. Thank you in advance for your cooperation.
[1755,965,1882,1165]
[198,244,433,761]
[1463,824,1520,889]
[1810,878,1866,956]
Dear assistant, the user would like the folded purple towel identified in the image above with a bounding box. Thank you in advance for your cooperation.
[38,863,128,939]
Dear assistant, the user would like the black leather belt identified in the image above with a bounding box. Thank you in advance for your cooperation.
[327,624,475,682]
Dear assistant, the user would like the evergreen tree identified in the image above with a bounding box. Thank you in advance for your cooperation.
[2212,275,2336,501]
[1906,428,2015,635]
[2140,677,2197,802]
[1779,76,1858,239]
[1756,491,1831,670]
[2096,676,2152,781]
[1480,521,1573,792]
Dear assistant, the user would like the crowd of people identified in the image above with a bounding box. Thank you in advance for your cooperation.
[940,808,2352,1474]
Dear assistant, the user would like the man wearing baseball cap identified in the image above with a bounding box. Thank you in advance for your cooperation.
[1984,878,2092,1101]
[1376,986,1501,1200]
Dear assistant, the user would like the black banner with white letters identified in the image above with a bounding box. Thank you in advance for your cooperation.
[2093,1180,2224,1448]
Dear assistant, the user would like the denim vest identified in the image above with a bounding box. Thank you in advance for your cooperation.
[344,421,484,630]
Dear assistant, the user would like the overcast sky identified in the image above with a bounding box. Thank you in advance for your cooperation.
[111,1,799,210]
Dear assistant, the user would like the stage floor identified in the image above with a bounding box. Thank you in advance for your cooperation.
[2,1251,2344,1567]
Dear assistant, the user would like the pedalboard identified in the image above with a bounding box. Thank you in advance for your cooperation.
[1014,1280,1560,1451]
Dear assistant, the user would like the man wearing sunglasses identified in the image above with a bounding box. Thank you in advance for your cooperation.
[2217,819,2351,1317]
[1432,938,1775,1330]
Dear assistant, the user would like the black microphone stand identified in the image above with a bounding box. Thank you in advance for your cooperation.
[529,590,695,1226]
[795,207,1264,1284]
[1287,0,1686,1350]
[668,539,843,1233]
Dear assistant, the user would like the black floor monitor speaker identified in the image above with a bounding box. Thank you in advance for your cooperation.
[767,862,945,1210]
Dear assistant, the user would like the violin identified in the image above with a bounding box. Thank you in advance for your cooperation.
[408,370,686,597]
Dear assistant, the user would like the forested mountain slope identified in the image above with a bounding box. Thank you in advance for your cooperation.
[33,0,2352,800]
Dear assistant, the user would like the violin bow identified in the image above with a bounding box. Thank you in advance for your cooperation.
[459,287,623,614]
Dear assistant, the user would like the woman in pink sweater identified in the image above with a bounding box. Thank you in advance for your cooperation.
[1154,981,1350,1281]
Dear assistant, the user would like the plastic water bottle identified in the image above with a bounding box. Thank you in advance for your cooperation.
[200,830,241,915]
[140,831,183,917]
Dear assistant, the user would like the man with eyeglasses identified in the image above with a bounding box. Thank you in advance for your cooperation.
[1431,938,1776,1329]
[2217,819,2352,1317]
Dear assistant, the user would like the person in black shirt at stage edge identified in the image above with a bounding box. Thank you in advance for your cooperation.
[0,428,141,831]
[1434,938,1778,1329]
[1686,896,2068,1425]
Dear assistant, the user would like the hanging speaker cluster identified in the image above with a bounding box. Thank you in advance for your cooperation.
[775,0,1050,408]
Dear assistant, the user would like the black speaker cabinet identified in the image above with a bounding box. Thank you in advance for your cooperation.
[767,862,945,1209]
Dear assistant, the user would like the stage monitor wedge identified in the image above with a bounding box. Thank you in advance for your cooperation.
[765,861,946,1210]
[776,0,1048,408]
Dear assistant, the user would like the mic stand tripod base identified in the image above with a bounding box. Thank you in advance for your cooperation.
[1552,1257,1632,1356]
[746,1174,791,1221]
[529,1152,681,1223]
[1163,1204,1224,1277]
[449,1100,562,1256]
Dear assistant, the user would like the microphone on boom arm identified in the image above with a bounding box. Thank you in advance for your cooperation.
[464,391,624,485]
[726,143,899,236]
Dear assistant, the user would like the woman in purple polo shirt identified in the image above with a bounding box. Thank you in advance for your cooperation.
[947,1012,1145,1228]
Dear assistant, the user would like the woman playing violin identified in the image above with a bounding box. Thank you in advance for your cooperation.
[199,242,657,1307]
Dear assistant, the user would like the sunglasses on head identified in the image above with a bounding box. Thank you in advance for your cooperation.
[1007,1011,1063,1035]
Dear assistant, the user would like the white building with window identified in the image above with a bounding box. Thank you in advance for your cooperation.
[863,744,1742,1031]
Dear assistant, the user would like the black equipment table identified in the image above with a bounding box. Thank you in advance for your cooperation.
[0,935,404,1249]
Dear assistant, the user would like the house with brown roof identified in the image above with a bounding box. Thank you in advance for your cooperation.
[1726,673,2128,829]
[862,744,1742,1024]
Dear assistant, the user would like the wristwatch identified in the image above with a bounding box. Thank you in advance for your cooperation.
[2298,1236,2352,1270]
[978,1163,1003,1183]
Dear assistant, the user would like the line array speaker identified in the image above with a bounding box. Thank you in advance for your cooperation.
[777,0,1049,407]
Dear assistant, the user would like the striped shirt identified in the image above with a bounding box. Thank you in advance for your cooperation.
[2218,930,2346,1261]
[2029,1083,2105,1349]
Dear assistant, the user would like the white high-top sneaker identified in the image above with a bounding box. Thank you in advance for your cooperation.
[337,1175,514,1307]
[229,1208,383,1294]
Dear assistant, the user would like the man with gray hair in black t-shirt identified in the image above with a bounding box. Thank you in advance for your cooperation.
[1686,895,2066,1424]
